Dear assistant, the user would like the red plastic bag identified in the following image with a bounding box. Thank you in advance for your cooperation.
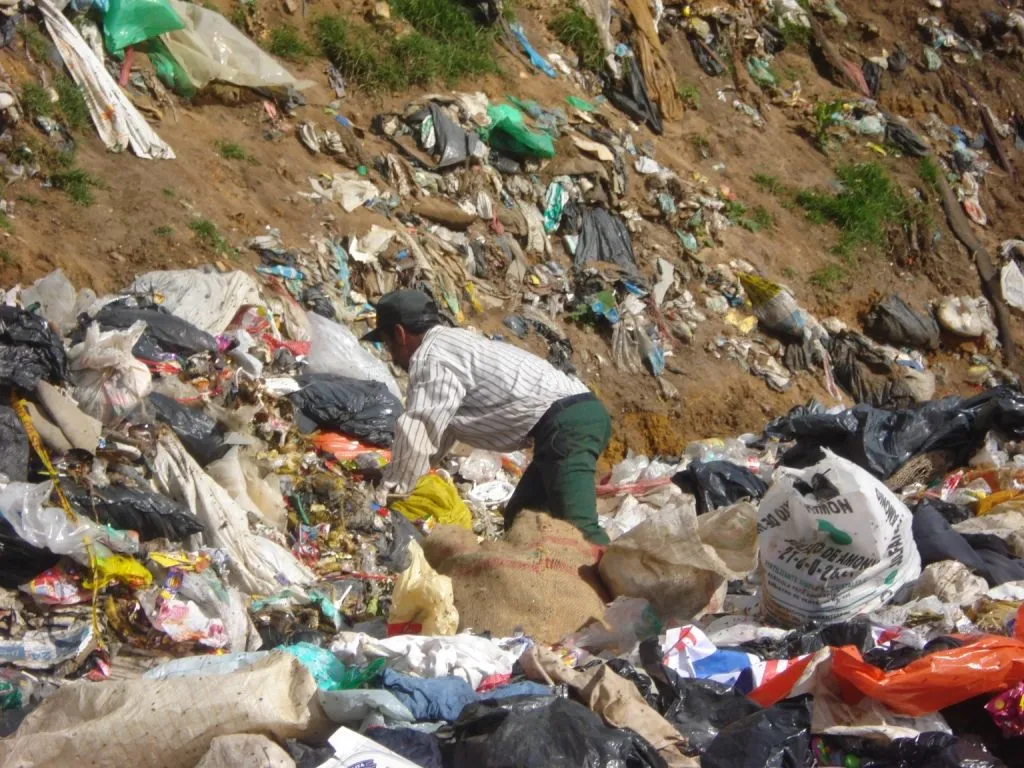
[313,432,391,462]
[831,635,1024,715]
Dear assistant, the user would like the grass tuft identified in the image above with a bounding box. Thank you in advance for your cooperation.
[267,24,313,61]
[752,173,783,195]
[676,81,700,110]
[796,162,906,258]
[215,140,252,161]
[312,0,498,92]
[56,77,89,132]
[189,218,230,252]
[20,83,52,120]
[809,264,847,291]
[726,201,774,233]
[19,23,49,60]
[50,167,102,206]
[918,156,940,192]
[550,6,604,72]
[153,225,173,237]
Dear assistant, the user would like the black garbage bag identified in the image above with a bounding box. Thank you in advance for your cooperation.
[737,619,878,661]
[0,405,29,482]
[147,392,230,466]
[918,497,972,525]
[862,636,964,672]
[661,677,761,756]
[941,696,1015,767]
[672,460,768,515]
[407,102,482,169]
[885,120,929,157]
[289,374,403,448]
[864,294,940,350]
[63,481,205,542]
[574,207,638,274]
[92,305,218,356]
[376,510,421,572]
[0,305,69,390]
[765,387,1024,479]
[444,695,668,768]
[701,695,812,768]
[284,740,336,768]
[863,60,882,97]
[604,56,663,134]
[888,48,909,73]
[606,659,660,709]
[0,516,61,588]
[302,286,336,320]
[913,499,1024,586]
[827,331,918,409]
[819,732,1007,768]
[368,727,442,768]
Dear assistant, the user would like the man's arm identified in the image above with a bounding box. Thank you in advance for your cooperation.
[382,360,466,494]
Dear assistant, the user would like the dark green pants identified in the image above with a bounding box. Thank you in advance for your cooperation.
[504,398,611,545]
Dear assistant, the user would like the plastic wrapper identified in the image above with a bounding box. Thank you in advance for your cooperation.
[280,643,382,691]
[388,540,459,636]
[289,374,403,448]
[446,695,669,768]
[0,620,96,670]
[458,449,502,483]
[304,312,400,398]
[0,305,69,391]
[392,474,472,530]
[758,451,921,627]
[162,0,311,90]
[22,269,78,334]
[605,54,663,134]
[69,321,153,425]
[831,635,1024,715]
[985,680,1024,736]
[673,460,768,515]
[864,294,940,350]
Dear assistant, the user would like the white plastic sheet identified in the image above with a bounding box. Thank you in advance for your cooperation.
[162,0,312,90]
[305,312,400,398]
[21,270,77,333]
[68,321,153,425]
[758,451,922,627]
[152,432,314,596]
[129,269,264,335]
[39,0,174,159]
[329,632,523,690]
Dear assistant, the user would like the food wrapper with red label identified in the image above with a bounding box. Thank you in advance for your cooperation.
[21,564,91,605]
[986,681,1024,736]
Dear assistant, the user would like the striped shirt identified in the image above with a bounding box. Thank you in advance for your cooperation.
[383,326,590,493]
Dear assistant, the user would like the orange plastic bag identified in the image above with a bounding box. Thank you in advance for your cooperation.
[831,635,1024,715]
[313,432,391,462]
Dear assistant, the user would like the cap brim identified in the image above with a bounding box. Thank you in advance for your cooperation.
[360,328,385,343]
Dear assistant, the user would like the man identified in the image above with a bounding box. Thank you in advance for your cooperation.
[362,289,611,544]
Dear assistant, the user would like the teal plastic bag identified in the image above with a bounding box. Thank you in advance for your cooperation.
[144,39,196,97]
[479,104,555,159]
[281,643,384,691]
[103,0,185,53]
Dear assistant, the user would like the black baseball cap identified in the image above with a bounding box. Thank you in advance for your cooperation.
[360,289,441,343]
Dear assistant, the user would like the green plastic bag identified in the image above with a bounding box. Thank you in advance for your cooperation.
[103,0,185,54]
[479,104,555,159]
[144,38,196,97]
[281,643,385,691]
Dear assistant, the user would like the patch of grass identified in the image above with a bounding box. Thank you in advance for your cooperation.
[725,200,774,233]
[796,162,907,258]
[811,98,846,152]
[267,24,313,61]
[189,218,230,253]
[312,0,498,92]
[153,225,173,237]
[550,6,604,72]
[214,140,252,161]
[780,21,811,49]
[918,156,940,191]
[0,213,11,232]
[16,194,41,206]
[809,263,848,291]
[0,249,11,266]
[780,266,797,279]
[162,186,176,197]
[55,77,89,132]
[19,23,49,60]
[676,81,700,110]
[50,167,102,206]
[752,173,783,195]
[229,3,248,30]
[20,82,53,120]
[689,133,711,156]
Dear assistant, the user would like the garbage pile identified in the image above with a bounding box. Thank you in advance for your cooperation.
[0,263,1024,768]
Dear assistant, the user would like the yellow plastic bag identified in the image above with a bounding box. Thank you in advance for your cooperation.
[392,474,472,529]
[387,541,459,635]
[84,553,153,590]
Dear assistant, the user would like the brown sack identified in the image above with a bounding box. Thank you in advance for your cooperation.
[422,511,608,643]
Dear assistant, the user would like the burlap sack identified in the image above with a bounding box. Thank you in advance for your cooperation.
[422,511,608,643]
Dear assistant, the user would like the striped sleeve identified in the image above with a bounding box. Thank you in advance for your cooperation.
[382,359,466,494]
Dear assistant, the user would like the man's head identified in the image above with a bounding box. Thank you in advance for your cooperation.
[360,289,441,370]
